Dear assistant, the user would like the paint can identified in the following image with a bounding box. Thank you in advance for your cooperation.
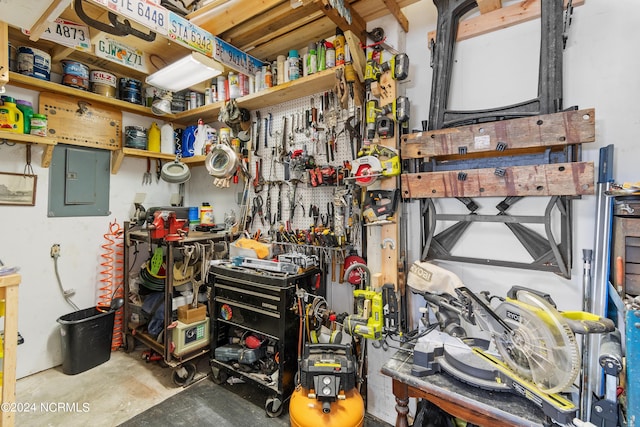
[119,77,143,105]
[61,60,90,91]
[171,90,187,113]
[124,126,148,149]
[90,70,117,97]
[17,46,51,81]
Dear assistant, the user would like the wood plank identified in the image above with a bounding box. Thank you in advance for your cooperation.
[0,22,8,87]
[477,0,502,14]
[27,0,68,41]
[9,72,169,119]
[173,66,339,124]
[345,30,366,82]
[40,92,122,150]
[401,162,595,198]
[427,0,585,46]
[401,108,595,159]
[379,0,409,32]
[318,0,367,42]
[352,0,419,24]
[247,19,336,61]
[188,0,284,35]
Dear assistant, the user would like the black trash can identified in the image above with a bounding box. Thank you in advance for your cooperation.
[57,307,115,375]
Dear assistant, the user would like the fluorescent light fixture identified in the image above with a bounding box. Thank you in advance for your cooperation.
[146,52,224,92]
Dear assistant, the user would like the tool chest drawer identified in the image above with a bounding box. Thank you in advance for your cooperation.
[207,264,322,416]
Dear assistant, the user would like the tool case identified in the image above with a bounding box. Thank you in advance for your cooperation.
[208,263,323,416]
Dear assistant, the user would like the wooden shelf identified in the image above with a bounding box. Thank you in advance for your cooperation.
[0,131,57,168]
[7,72,175,120]
[9,66,340,172]
[111,148,206,174]
[173,66,341,125]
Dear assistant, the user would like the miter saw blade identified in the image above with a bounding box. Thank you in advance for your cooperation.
[493,290,580,394]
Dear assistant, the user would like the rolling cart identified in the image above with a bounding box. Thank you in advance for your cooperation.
[122,220,231,386]
[208,263,323,416]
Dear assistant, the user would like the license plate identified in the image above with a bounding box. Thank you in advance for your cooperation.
[168,12,213,56]
[22,19,91,51]
[106,0,168,35]
[94,34,150,73]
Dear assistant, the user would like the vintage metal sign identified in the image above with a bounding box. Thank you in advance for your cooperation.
[167,12,213,56]
[22,18,91,51]
[94,34,150,73]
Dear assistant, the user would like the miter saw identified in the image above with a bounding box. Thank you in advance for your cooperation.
[351,144,400,186]
[406,261,616,425]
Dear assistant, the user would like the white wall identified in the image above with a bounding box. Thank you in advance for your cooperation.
[0,92,242,377]
[0,0,637,420]
[363,0,640,423]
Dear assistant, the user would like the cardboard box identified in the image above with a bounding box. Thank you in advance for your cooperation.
[177,303,206,324]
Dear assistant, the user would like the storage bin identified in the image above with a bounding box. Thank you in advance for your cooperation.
[57,307,115,375]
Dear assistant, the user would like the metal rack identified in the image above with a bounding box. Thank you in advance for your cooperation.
[122,221,232,385]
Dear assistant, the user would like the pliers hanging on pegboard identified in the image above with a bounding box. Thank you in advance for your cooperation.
[309,204,320,227]
[321,202,334,228]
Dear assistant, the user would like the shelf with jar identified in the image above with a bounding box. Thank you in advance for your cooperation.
[7,65,358,173]
[7,72,173,120]
[172,66,344,125]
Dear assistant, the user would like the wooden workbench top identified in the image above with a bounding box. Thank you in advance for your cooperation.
[0,274,21,288]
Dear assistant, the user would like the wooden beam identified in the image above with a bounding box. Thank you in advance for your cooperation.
[401,108,596,159]
[428,0,585,46]
[345,29,366,82]
[188,0,283,35]
[317,0,367,43]
[401,162,595,198]
[380,0,409,33]
[28,0,69,42]
[477,0,502,14]
[0,22,8,88]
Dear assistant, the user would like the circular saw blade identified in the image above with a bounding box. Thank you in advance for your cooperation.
[354,163,377,186]
[493,291,580,394]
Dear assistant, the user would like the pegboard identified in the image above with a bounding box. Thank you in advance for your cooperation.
[243,91,362,239]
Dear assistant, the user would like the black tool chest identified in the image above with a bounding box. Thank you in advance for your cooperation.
[207,263,322,417]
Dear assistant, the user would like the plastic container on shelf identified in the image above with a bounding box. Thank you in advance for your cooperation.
[0,97,24,133]
[200,202,214,225]
[160,122,175,154]
[288,50,300,81]
[15,100,33,134]
[30,114,47,136]
[147,122,161,152]
[307,41,317,75]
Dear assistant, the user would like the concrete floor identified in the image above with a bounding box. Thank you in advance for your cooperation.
[16,350,392,426]
[16,350,190,427]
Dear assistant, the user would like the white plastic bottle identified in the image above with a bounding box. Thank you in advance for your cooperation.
[161,122,175,154]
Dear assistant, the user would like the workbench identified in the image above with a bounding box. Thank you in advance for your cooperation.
[381,348,548,427]
[0,273,20,427]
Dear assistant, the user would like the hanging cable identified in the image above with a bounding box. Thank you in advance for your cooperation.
[51,244,79,311]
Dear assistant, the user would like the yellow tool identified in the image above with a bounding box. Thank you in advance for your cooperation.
[343,288,383,340]
[351,144,401,186]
